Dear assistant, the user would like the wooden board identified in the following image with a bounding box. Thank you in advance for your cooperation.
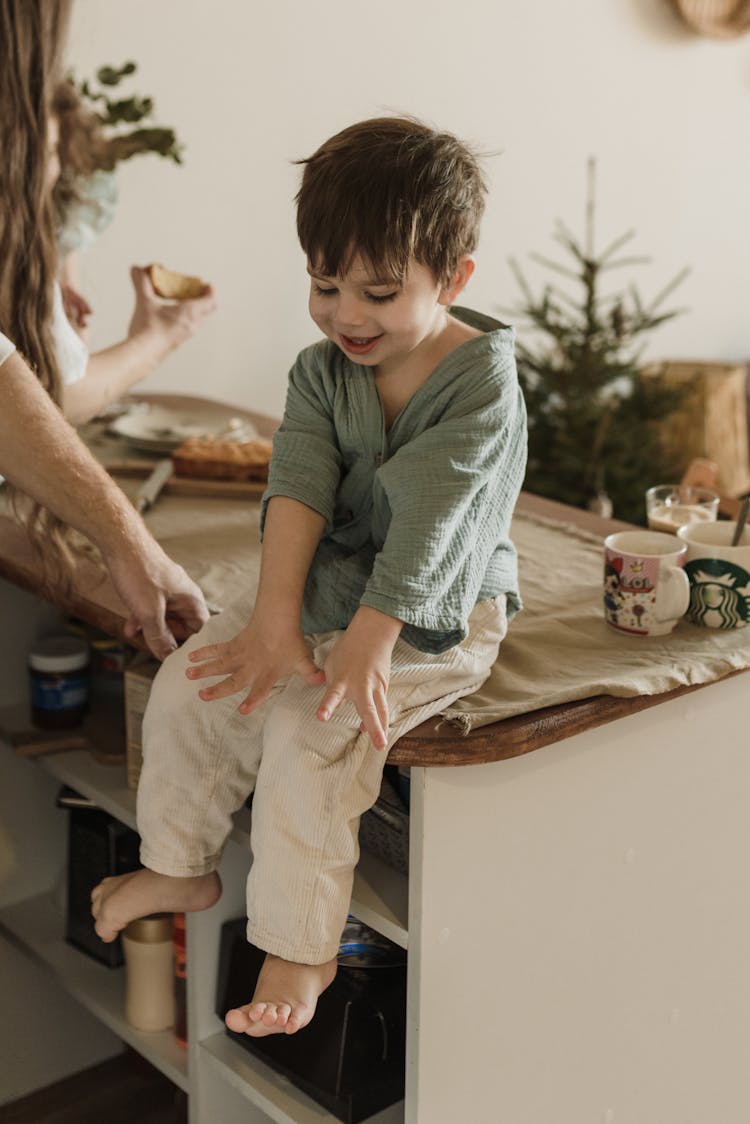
[104,460,267,501]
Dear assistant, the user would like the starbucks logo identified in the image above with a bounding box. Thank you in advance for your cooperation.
[685,558,750,629]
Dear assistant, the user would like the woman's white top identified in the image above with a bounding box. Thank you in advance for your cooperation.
[0,331,15,368]
[51,281,88,385]
[1,289,88,384]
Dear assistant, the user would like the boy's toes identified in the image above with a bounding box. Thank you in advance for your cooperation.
[261,1002,291,1028]
[275,1004,292,1028]
[247,1001,269,1024]
[261,1003,280,1027]
[225,1006,251,1033]
[93,918,118,943]
[285,1010,305,1035]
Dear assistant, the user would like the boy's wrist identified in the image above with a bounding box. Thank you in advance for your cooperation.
[252,599,304,635]
[348,605,403,650]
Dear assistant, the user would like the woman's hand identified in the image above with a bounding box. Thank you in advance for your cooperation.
[61,283,92,336]
[100,535,209,661]
[127,265,216,354]
[186,615,325,714]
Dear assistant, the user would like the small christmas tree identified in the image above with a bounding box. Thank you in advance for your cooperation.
[510,159,689,525]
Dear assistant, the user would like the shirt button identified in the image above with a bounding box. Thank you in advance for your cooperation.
[374,453,382,465]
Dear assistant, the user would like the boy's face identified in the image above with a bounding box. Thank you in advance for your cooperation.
[307,255,453,376]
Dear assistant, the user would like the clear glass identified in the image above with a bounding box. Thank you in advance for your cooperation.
[645,484,719,534]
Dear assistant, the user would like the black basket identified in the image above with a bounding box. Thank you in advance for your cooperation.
[358,769,410,875]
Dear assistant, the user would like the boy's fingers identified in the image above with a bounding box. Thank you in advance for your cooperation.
[188,642,224,663]
[359,702,387,750]
[186,659,224,680]
[298,657,325,687]
[238,681,273,715]
[198,672,250,702]
[318,686,344,721]
[376,695,390,742]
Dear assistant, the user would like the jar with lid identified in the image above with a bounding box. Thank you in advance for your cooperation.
[122,913,175,1031]
[28,635,90,729]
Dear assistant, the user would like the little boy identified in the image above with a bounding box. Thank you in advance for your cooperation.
[92,116,527,1036]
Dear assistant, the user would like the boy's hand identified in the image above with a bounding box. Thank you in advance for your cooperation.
[186,616,324,714]
[317,607,403,750]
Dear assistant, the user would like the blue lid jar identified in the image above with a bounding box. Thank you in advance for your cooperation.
[29,636,90,729]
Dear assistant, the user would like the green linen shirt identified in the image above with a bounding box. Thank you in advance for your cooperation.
[261,308,527,653]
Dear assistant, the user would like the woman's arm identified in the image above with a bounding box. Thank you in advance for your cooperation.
[61,265,216,424]
[0,348,208,656]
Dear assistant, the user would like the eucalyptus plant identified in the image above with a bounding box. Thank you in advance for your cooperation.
[76,60,183,167]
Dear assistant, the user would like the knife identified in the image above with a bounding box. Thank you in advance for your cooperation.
[134,458,174,515]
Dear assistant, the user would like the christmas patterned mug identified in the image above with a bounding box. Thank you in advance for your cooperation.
[677,521,750,630]
[603,531,690,637]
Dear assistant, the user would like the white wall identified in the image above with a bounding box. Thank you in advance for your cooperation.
[67,0,750,419]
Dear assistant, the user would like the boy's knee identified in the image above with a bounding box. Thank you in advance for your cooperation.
[142,646,199,736]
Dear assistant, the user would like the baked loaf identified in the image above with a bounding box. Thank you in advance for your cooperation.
[171,436,273,482]
[148,263,206,301]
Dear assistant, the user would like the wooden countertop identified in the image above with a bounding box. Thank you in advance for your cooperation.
[0,394,737,768]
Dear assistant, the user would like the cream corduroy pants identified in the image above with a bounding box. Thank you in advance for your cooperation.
[137,594,507,963]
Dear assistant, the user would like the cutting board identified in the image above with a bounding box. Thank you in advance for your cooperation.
[105,459,267,501]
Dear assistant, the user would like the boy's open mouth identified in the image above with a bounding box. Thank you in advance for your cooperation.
[340,333,383,355]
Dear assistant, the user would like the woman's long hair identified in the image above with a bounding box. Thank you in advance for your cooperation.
[0,0,78,588]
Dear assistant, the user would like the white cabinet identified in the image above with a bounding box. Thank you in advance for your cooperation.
[0,730,406,1123]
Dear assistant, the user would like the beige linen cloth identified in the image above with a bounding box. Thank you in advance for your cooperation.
[135,494,750,733]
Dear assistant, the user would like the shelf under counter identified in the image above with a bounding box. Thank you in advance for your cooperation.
[200,1031,404,1124]
[0,891,188,1093]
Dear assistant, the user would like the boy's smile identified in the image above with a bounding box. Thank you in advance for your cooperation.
[338,332,383,356]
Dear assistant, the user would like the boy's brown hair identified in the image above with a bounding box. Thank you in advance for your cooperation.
[296,116,487,287]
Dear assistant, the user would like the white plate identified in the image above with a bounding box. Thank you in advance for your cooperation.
[108,403,257,454]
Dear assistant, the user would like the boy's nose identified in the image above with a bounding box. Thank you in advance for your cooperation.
[335,294,367,328]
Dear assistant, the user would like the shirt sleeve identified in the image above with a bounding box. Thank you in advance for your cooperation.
[0,332,16,369]
[360,357,527,632]
[260,345,342,530]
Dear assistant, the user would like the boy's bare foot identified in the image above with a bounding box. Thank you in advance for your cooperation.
[225,953,337,1037]
[91,867,222,942]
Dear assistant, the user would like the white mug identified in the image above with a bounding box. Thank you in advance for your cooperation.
[677,521,750,629]
[604,530,689,637]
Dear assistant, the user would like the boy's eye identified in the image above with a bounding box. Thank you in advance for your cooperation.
[313,284,338,297]
[366,291,398,304]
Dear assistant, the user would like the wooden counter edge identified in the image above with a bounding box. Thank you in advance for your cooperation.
[387,669,745,766]
[0,487,737,769]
